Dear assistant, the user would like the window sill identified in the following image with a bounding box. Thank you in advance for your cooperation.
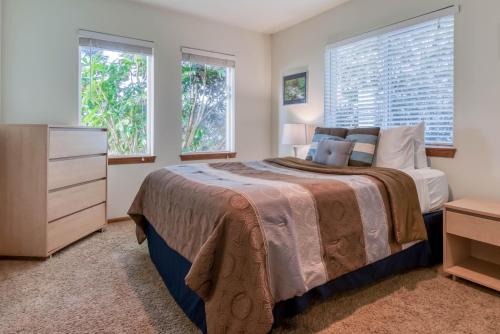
[180,152,237,161]
[426,146,456,158]
[108,155,157,165]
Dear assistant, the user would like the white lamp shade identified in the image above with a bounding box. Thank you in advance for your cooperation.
[282,123,307,145]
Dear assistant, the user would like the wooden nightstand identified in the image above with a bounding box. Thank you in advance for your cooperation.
[443,198,500,291]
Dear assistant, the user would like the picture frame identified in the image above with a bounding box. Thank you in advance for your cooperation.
[283,72,307,105]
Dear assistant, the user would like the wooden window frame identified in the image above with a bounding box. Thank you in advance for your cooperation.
[179,152,237,161]
[78,32,155,162]
[108,155,156,165]
[181,50,236,158]
[425,146,456,158]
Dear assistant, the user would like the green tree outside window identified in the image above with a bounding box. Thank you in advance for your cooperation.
[181,61,232,153]
[80,48,150,156]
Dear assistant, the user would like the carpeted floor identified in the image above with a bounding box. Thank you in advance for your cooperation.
[1,221,499,334]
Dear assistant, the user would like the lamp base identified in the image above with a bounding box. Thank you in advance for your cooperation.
[293,146,299,158]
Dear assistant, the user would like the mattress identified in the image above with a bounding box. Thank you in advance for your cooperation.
[403,168,449,214]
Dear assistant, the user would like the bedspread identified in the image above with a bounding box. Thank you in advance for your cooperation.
[128,157,426,334]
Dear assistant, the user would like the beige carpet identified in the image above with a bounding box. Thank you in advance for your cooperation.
[0,221,499,334]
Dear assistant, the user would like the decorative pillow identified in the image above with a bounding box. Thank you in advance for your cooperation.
[314,127,348,138]
[306,133,344,161]
[313,140,354,166]
[374,125,415,170]
[345,127,380,167]
[413,122,428,169]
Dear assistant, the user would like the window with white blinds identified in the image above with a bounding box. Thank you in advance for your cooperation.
[180,48,235,154]
[325,12,455,145]
[78,30,154,156]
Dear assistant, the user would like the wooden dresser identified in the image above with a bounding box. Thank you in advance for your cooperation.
[0,124,108,258]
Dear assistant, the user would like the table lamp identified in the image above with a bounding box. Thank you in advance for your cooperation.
[282,123,307,158]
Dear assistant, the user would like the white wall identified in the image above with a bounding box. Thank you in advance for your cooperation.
[272,0,500,201]
[1,0,272,218]
[3,0,500,216]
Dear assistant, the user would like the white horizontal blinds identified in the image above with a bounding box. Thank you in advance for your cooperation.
[181,47,235,68]
[386,16,454,144]
[78,30,153,56]
[325,12,455,145]
[327,35,389,129]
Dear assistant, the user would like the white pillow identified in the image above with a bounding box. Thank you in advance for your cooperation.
[413,122,428,169]
[374,126,415,170]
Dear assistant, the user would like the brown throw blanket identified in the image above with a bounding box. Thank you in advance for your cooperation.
[128,158,426,334]
[266,157,426,244]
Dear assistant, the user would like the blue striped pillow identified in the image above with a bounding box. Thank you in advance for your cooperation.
[306,134,344,160]
[345,133,379,167]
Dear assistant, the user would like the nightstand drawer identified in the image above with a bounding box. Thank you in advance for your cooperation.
[446,211,500,247]
[47,180,106,222]
[49,129,107,159]
[48,155,107,190]
[47,204,106,253]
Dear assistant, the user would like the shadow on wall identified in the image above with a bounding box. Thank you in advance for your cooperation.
[432,126,491,201]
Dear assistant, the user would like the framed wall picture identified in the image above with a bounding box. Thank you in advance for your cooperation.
[283,72,307,105]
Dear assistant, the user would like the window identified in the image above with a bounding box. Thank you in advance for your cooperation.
[325,10,455,145]
[181,48,235,154]
[79,30,154,156]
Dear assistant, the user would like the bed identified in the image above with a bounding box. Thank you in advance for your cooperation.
[128,157,447,333]
[403,168,449,214]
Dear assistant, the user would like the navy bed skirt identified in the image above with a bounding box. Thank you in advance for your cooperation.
[145,210,443,333]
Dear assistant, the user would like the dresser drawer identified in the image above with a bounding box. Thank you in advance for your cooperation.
[47,204,106,252]
[446,211,500,247]
[48,179,106,222]
[48,155,107,190]
[49,129,107,159]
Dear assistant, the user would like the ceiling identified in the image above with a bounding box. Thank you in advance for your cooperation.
[129,0,350,33]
